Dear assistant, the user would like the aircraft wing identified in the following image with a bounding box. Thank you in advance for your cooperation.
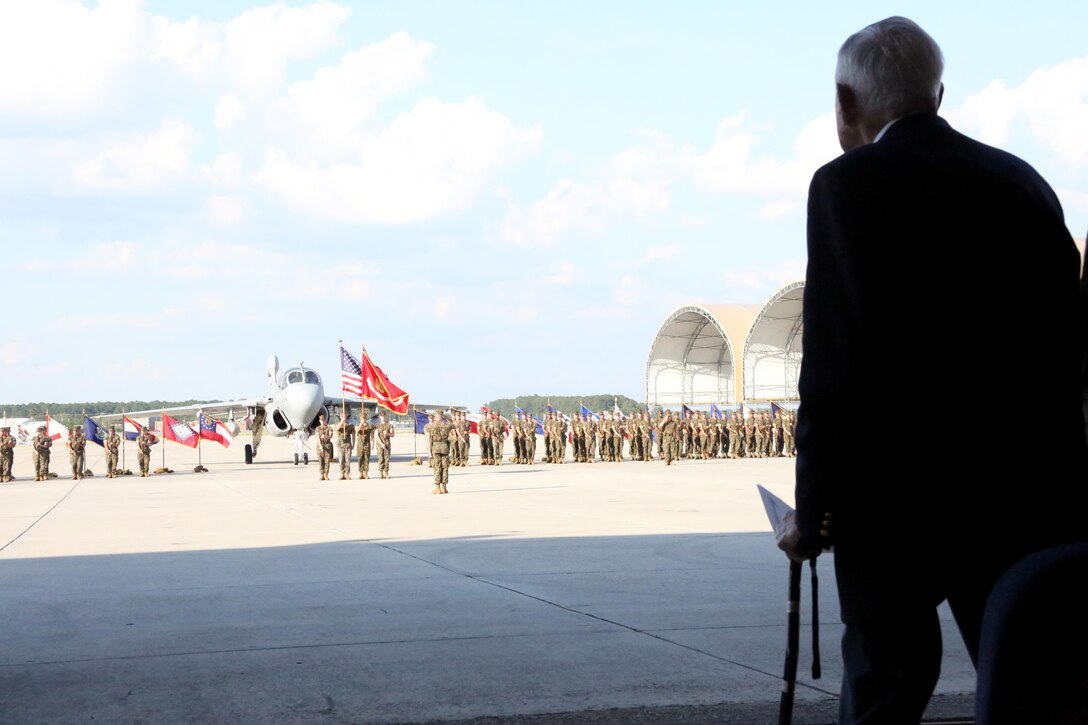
[97,399,264,421]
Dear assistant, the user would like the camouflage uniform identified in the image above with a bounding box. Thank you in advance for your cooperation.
[33,428,52,480]
[451,414,469,466]
[611,416,624,461]
[491,413,504,465]
[68,426,86,479]
[336,420,354,479]
[480,414,493,465]
[104,427,121,478]
[783,412,796,457]
[355,418,372,478]
[376,417,394,478]
[429,414,453,493]
[315,421,334,480]
[584,415,597,462]
[661,413,678,465]
[0,427,16,482]
[136,429,153,477]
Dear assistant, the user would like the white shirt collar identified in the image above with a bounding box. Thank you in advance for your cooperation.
[873,118,900,143]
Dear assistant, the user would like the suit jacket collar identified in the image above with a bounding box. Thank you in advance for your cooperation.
[875,112,949,144]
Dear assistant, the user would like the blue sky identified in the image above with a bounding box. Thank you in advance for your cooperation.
[2,1,1086,407]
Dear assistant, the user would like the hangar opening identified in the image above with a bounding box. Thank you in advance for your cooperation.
[645,304,759,406]
[742,281,804,402]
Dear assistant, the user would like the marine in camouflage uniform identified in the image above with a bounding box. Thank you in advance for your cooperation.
[356,416,372,478]
[491,412,505,465]
[424,414,436,467]
[522,412,534,464]
[0,426,16,482]
[33,426,52,481]
[554,414,567,464]
[584,413,596,463]
[450,413,468,467]
[336,415,354,480]
[771,411,782,457]
[639,413,652,462]
[68,425,86,479]
[636,412,648,461]
[104,426,121,478]
[315,414,334,480]
[660,411,678,465]
[782,411,796,457]
[376,412,394,478]
[629,412,643,461]
[616,414,628,461]
[429,411,453,494]
[136,426,153,477]
[479,413,493,465]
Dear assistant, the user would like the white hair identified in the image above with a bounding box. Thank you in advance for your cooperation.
[836,16,943,120]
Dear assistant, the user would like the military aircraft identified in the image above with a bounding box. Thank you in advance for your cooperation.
[116,355,375,465]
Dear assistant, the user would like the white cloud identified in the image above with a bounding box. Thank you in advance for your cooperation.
[203,153,244,188]
[644,244,677,262]
[544,263,577,285]
[433,296,454,319]
[691,111,838,197]
[214,93,246,132]
[0,0,147,124]
[722,259,806,290]
[221,1,351,97]
[208,195,244,224]
[277,31,434,155]
[951,56,1088,170]
[257,96,542,223]
[615,275,643,305]
[758,200,801,221]
[0,342,37,367]
[502,113,838,246]
[73,120,201,192]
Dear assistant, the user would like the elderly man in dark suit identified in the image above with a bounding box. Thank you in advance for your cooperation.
[778,17,1088,724]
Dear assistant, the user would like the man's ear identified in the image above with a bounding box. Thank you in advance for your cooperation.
[836,83,860,125]
[936,82,944,111]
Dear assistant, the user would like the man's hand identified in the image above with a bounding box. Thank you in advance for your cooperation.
[776,510,832,563]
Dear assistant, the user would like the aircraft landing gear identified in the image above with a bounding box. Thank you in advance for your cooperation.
[293,453,299,466]
[244,444,254,465]
[303,453,309,465]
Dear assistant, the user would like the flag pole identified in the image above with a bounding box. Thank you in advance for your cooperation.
[197,412,203,471]
[161,409,166,471]
[121,406,126,473]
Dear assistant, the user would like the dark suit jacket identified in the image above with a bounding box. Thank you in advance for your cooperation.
[795,112,1088,621]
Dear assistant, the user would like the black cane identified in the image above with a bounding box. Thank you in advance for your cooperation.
[778,559,803,725]
[810,558,821,680]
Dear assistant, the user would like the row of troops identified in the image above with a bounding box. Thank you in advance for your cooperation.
[313,410,396,481]
[0,424,160,482]
[420,408,798,469]
[495,409,797,465]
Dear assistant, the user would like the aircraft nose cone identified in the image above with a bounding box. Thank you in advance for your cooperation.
[282,383,323,430]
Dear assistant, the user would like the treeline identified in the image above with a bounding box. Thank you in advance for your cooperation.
[484,395,646,418]
[0,401,219,426]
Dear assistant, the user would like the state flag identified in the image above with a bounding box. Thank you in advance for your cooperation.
[46,415,69,442]
[711,403,723,420]
[84,416,107,447]
[199,414,232,448]
[124,416,158,443]
[163,414,199,448]
[413,410,429,435]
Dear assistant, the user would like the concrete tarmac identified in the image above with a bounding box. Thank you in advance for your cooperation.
[0,435,975,724]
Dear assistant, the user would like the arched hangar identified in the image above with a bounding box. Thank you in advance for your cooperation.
[645,282,805,406]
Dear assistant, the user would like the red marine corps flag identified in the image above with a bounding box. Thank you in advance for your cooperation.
[360,348,410,414]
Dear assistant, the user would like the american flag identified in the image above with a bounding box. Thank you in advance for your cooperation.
[340,345,364,398]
